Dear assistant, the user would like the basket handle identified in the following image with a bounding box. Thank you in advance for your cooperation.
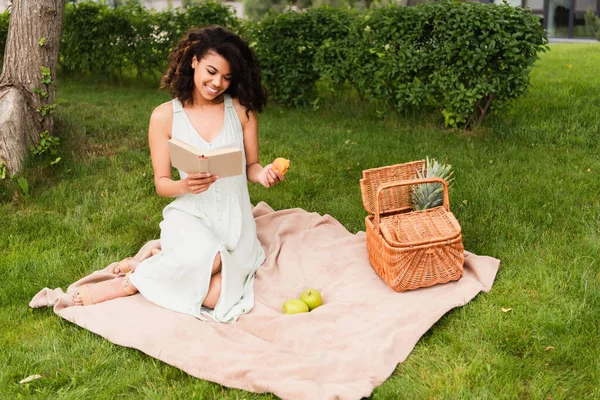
[374,177,450,228]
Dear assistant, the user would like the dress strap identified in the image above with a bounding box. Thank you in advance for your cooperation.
[172,99,184,113]
[223,94,234,108]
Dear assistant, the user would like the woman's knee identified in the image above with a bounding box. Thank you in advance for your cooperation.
[203,272,222,309]
[212,252,222,275]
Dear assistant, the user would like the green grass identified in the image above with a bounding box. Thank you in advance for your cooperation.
[1,43,599,398]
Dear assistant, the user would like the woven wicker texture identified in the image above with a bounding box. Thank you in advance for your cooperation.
[360,161,464,292]
[380,206,462,247]
[360,160,425,215]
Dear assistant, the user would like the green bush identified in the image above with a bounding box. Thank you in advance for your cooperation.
[0,1,548,128]
[60,2,132,75]
[59,1,239,77]
[247,6,356,107]
[318,2,548,127]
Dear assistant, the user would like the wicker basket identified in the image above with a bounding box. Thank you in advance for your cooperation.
[360,161,464,292]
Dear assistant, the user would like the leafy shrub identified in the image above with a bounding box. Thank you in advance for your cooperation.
[60,2,132,74]
[247,6,356,106]
[0,1,548,128]
[318,1,548,127]
[59,1,239,77]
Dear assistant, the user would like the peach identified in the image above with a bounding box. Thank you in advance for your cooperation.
[272,157,290,175]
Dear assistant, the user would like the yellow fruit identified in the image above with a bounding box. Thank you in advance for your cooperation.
[300,288,323,311]
[282,298,309,314]
[272,158,290,175]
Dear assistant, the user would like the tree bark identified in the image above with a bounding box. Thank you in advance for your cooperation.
[0,0,65,175]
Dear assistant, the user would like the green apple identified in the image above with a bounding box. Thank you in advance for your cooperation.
[282,298,309,314]
[300,288,323,311]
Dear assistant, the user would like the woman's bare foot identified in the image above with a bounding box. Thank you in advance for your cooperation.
[73,274,138,306]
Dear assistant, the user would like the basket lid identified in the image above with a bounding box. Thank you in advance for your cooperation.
[360,160,425,215]
[379,206,462,247]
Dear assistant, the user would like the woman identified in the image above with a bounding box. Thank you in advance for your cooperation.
[73,25,284,323]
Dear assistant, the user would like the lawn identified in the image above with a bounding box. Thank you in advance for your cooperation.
[1,43,599,398]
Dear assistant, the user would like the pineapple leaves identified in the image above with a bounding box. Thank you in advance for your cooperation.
[410,157,454,211]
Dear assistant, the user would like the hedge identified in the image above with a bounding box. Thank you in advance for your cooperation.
[0,1,548,127]
[245,6,356,107]
[316,2,549,126]
[59,1,239,76]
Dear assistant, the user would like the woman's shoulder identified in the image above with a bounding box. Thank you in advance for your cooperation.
[150,101,175,125]
[148,101,175,140]
[231,97,254,125]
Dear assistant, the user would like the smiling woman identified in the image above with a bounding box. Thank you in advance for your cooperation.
[69,25,287,323]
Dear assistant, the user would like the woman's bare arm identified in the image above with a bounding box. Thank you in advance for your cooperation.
[235,100,282,188]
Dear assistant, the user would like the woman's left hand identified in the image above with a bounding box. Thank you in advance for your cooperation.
[258,164,284,188]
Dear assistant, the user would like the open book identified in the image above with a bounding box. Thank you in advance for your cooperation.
[168,138,243,178]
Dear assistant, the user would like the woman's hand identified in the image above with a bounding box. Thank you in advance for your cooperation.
[183,172,218,194]
[258,164,284,188]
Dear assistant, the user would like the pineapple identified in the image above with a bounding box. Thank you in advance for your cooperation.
[410,157,454,211]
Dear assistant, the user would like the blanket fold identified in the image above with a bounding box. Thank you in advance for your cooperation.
[30,202,500,400]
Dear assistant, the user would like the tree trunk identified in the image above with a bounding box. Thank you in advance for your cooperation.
[0,0,65,175]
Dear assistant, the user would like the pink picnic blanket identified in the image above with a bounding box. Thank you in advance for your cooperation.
[30,202,500,400]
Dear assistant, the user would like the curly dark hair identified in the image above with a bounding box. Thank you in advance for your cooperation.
[162,25,267,116]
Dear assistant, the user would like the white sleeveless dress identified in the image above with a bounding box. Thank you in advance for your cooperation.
[129,94,266,323]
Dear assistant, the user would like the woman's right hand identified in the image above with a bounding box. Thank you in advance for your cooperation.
[183,172,218,194]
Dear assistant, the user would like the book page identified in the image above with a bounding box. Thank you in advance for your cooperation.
[207,148,243,178]
[168,138,203,174]
[169,138,202,156]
